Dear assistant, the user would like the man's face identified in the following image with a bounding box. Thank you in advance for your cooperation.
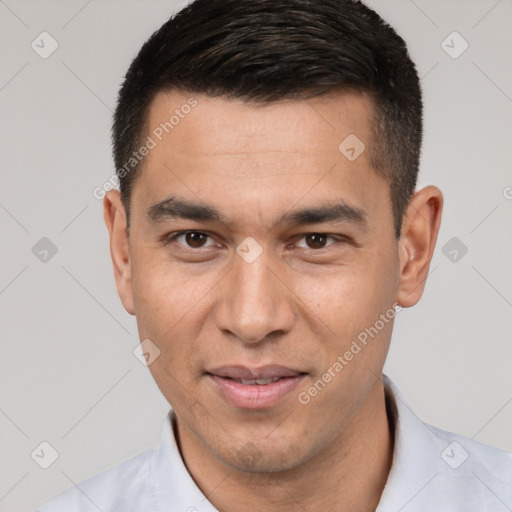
[118,90,403,472]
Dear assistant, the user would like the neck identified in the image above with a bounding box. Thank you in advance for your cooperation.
[174,377,394,512]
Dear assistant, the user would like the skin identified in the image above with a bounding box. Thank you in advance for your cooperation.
[104,89,443,511]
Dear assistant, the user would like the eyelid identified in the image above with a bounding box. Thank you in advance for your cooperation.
[293,233,339,249]
[163,230,218,248]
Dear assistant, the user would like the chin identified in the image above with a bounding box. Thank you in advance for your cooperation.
[224,438,307,474]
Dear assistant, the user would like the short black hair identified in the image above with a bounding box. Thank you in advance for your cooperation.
[112,0,423,238]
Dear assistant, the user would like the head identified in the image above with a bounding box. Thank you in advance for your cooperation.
[105,0,442,474]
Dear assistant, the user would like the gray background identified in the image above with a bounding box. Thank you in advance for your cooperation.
[0,0,510,510]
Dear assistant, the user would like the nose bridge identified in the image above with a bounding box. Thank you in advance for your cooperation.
[215,248,294,343]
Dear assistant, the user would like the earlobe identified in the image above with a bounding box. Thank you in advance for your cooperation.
[396,186,443,308]
[103,190,136,315]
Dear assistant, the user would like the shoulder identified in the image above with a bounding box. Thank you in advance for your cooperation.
[35,446,157,512]
[423,424,512,509]
[429,423,512,484]
[380,376,512,510]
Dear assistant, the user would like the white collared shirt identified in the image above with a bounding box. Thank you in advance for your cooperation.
[37,375,512,511]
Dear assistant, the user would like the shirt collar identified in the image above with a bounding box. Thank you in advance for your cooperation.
[151,409,219,511]
[377,374,444,511]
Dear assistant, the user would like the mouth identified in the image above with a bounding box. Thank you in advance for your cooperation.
[225,376,285,385]
[205,365,307,409]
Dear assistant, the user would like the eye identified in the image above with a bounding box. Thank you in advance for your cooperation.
[295,233,337,249]
[166,231,218,249]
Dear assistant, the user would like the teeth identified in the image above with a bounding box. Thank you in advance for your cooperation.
[239,377,281,385]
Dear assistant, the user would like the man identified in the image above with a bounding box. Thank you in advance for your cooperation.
[37,0,512,510]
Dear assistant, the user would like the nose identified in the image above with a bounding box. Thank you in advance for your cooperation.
[214,249,295,345]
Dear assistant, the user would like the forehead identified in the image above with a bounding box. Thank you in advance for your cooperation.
[145,89,374,161]
[133,89,391,232]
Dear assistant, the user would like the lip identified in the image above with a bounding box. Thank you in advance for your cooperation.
[206,365,307,409]
[207,364,303,380]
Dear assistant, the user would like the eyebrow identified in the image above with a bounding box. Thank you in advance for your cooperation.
[146,196,367,228]
[280,202,367,227]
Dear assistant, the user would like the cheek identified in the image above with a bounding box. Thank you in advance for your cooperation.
[131,252,207,334]
[135,262,206,406]
[292,246,399,349]
[132,266,180,335]
[304,269,393,325]
[130,254,221,371]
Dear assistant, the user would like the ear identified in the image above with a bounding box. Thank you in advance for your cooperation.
[396,186,443,308]
[103,190,135,315]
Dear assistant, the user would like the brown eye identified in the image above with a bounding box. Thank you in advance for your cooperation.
[300,233,334,249]
[167,231,217,249]
[184,232,208,248]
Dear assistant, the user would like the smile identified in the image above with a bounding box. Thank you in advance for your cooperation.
[205,365,307,409]
[234,377,281,385]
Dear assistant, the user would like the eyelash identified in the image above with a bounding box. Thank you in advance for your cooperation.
[163,231,346,250]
